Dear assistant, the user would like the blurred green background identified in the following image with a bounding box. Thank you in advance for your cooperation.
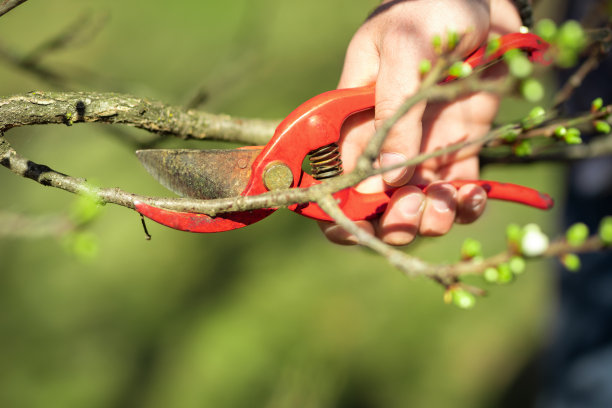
[0,1,566,407]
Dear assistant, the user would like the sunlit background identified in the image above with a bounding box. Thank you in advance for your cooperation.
[0,1,568,407]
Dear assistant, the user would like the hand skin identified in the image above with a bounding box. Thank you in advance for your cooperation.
[319,0,522,245]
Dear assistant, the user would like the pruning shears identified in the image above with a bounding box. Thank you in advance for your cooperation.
[135,33,552,233]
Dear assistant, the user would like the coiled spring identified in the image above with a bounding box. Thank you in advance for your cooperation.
[308,143,343,180]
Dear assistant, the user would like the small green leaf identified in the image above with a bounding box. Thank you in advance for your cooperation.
[561,253,581,272]
[599,216,612,245]
[452,289,476,309]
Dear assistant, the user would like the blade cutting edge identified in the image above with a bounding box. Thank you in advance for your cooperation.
[136,148,262,199]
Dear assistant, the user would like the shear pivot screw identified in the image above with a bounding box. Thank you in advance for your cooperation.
[263,162,293,191]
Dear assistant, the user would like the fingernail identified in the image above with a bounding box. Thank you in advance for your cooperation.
[380,152,408,184]
[429,185,456,213]
[470,193,486,212]
[398,193,424,217]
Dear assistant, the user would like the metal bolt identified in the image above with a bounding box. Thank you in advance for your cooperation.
[263,162,293,191]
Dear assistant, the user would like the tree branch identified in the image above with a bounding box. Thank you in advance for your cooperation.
[0,0,28,18]
[0,91,278,145]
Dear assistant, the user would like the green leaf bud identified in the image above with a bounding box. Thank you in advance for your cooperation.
[514,139,532,157]
[509,256,526,274]
[591,97,604,112]
[461,238,483,259]
[486,37,501,56]
[419,59,432,75]
[594,120,611,134]
[561,253,581,272]
[566,222,590,246]
[535,18,557,42]
[503,130,519,143]
[62,232,99,261]
[506,223,522,244]
[599,216,612,245]
[71,188,103,224]
[521,78,544,102]
[522,106,546,129]
[449,61,473,78]
[557,20,587,52]
[509,54,533,78]
[447,29,459,51]
[484,267,499,283]
[432,34,443,54]
[497,263,514,284]
[554,126,568,138]
[564,127,582,144]
[452,289,476,309]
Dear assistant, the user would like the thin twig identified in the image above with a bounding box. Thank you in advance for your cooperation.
[0,210,74,238]
[0,0,28,18]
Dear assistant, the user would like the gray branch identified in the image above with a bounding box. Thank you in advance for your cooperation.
[0,91,278,145]
[0,0,28,18]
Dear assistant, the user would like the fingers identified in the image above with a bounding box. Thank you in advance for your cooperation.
[337,26,379,89]
[319,181,487,247]
[375,30,427,187]
[318,220,376,246]
[456,183,487,224]
[378,186,425,245]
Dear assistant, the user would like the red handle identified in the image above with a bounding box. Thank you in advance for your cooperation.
[135,33,551,232]
[291,180,554,222]
[289,33,551,222]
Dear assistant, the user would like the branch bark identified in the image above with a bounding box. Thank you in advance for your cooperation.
[0,91,278,145]
[0,0,28,18]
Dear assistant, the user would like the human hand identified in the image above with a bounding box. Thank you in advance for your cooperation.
[320,0,522,245]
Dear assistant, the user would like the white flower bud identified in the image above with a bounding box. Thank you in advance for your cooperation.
[521,225,549,257]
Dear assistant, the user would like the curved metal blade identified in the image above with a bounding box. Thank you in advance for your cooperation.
[136,148,262,199]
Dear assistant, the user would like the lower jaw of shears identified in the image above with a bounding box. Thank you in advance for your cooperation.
[134,201,275,233]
